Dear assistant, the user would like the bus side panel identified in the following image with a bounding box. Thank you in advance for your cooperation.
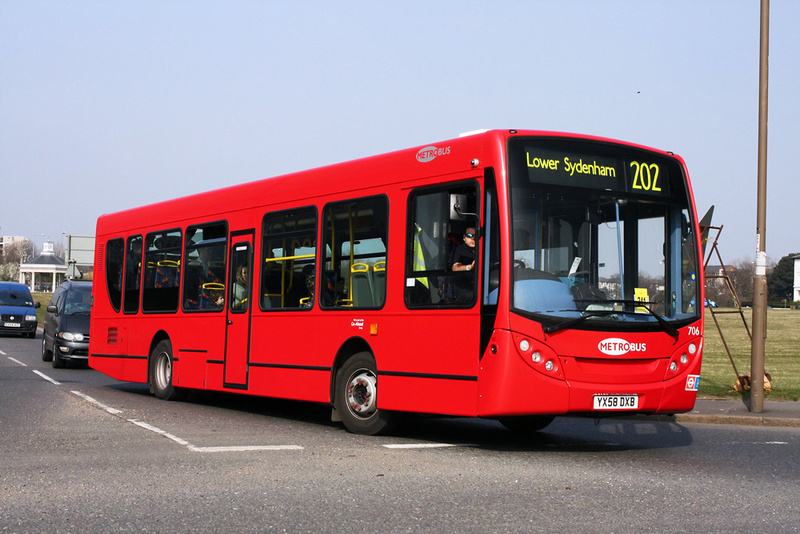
[249,367,331,404]
[172,315,227,390]
[245,314,329,403]
[477,329,570,417]
[374,313,480,417]
[379,375,479,416]
[89,318,149,384]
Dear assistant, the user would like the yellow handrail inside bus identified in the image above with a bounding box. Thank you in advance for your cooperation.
[265,253,315,263]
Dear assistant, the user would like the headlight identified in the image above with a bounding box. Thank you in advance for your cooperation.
[25,315,37,321]
[57,332,84,341]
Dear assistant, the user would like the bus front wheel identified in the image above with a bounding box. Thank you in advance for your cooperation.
[149,339,184,401]
[334,352,394,435]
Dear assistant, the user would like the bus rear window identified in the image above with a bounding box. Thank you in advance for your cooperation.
[105,238,124,312]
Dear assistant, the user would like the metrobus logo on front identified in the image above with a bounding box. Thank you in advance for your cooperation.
[597,338,646,356]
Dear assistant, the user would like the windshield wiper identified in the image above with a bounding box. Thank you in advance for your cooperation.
[544,299,679,342]
[543,309,617,335]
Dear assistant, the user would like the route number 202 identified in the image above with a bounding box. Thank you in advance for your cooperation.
[630,161,661,192]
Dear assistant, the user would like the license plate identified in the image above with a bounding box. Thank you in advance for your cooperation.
[593,394,638,410]
[3,322,21,328]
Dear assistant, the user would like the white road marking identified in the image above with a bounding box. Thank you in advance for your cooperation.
[724,441,789,445]
[7,357,26,366]
[68,389,303,453]
[383,443,465,449]
[126,418,303,452]
[32,369,60,385]
[189,445,304,452]
[71,390,123,415]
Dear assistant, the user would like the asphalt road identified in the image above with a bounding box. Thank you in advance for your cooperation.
[2,333,799,533]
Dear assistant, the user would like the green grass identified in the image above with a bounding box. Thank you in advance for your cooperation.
[32,292,52,324]
[701,308,800,400]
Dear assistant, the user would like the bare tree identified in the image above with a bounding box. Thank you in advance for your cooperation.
[0,240,32,266]
[0,240,33,281]
[725,256,776,306]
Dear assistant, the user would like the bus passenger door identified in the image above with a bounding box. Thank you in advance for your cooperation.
[224,232,254,389]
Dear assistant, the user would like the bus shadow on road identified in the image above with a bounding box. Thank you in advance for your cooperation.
[103,384,693,451]
[391,414,694,453]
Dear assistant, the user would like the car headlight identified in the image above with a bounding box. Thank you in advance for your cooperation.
[57,332,84,341]
[25,315,37,321]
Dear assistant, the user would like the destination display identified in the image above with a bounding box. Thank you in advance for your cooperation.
[521,146,671,196]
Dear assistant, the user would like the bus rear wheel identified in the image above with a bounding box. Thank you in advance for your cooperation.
[334,352,394,435]
[149,339,184,401]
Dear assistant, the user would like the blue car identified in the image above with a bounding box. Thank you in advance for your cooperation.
[0,282,40,338]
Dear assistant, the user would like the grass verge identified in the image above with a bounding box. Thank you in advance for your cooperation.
[701,308,800,400]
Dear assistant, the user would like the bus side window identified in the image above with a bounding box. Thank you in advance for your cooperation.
[405,182,479,308]
[321,196,388,309]
[182,222,228,312]
[123,235,142,314]
[142,229,182,313]
[260,207,317,310]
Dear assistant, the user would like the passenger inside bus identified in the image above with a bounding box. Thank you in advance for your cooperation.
[300,265,315,308]
[232,265,249,308]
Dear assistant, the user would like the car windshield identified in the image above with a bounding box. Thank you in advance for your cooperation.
[0,290,35,307]
[64,289,92,315]
[507,137,701,332]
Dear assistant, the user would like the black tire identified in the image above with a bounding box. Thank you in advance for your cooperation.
[149,339,185,401]
[41,337,53,362]
[499,415,555,435]
[334,352,394,435]
[52,348,65,368]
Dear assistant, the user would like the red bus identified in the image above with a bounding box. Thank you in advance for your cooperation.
[89,129,704,434]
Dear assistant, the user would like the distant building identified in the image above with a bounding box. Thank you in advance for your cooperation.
[18,242,67,292]
[793,254,800,303]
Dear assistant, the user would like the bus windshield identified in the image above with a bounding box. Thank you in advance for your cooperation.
[507,137,701,331]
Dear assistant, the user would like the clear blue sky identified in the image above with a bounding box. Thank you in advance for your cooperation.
[2,1,798,263]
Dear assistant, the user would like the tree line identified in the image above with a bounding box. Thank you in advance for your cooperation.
[706,252,799,308]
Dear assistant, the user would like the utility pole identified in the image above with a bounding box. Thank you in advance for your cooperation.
[750,0,769,413]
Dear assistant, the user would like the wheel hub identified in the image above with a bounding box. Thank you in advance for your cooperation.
[346,371,377,417]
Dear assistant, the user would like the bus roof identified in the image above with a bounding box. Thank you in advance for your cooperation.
[95,129,680,236]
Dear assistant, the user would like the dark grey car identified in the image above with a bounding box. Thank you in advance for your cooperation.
[41,280,92,368]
